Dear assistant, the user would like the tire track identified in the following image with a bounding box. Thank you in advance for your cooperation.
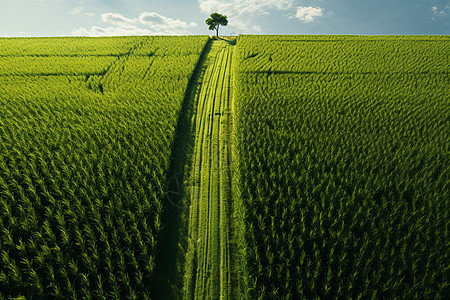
[184,40,235,299]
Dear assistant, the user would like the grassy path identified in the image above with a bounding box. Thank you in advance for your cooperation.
[183,39,235,299]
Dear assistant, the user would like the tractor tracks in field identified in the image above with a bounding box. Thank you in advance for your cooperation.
[183,39,235,300]
[153,38,236,299]
[151,39,212,300]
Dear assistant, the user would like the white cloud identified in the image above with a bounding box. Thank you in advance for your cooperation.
[70,2,94,17]
[252,25,262,32]
[139,12,197,33]
[72,26,152,37]
[72,12,197,36]
[295,6,323,23]
[101,13,137,28]
[198,0,294,33]
[71,6,83,16]
[431,6,447,16]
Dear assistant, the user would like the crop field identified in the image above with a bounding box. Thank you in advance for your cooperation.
[234,35,449,299]
[0,36,208,299]
[0,35,448,299]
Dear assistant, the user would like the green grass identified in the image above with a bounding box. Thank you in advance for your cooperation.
[233,35,449,299]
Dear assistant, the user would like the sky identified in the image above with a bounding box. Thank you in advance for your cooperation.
[0,0,449,37]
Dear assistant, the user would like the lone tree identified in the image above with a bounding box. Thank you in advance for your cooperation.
[205,13,228,37]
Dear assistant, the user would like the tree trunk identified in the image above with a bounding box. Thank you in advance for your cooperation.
[216,26,219,37]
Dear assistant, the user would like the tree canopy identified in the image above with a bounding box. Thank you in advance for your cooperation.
[205,13,228,37]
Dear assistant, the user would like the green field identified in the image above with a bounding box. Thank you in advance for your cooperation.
[0,35,448,299]
[234,35,449,299]
[0,36,209,299]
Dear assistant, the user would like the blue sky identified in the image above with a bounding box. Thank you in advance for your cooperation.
[0,0,449,36]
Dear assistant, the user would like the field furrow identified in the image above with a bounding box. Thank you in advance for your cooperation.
[184,39,235,300]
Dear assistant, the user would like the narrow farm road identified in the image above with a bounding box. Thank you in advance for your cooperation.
[184,39,235,299]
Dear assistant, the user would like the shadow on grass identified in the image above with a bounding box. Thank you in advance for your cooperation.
[151,38,213,300]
